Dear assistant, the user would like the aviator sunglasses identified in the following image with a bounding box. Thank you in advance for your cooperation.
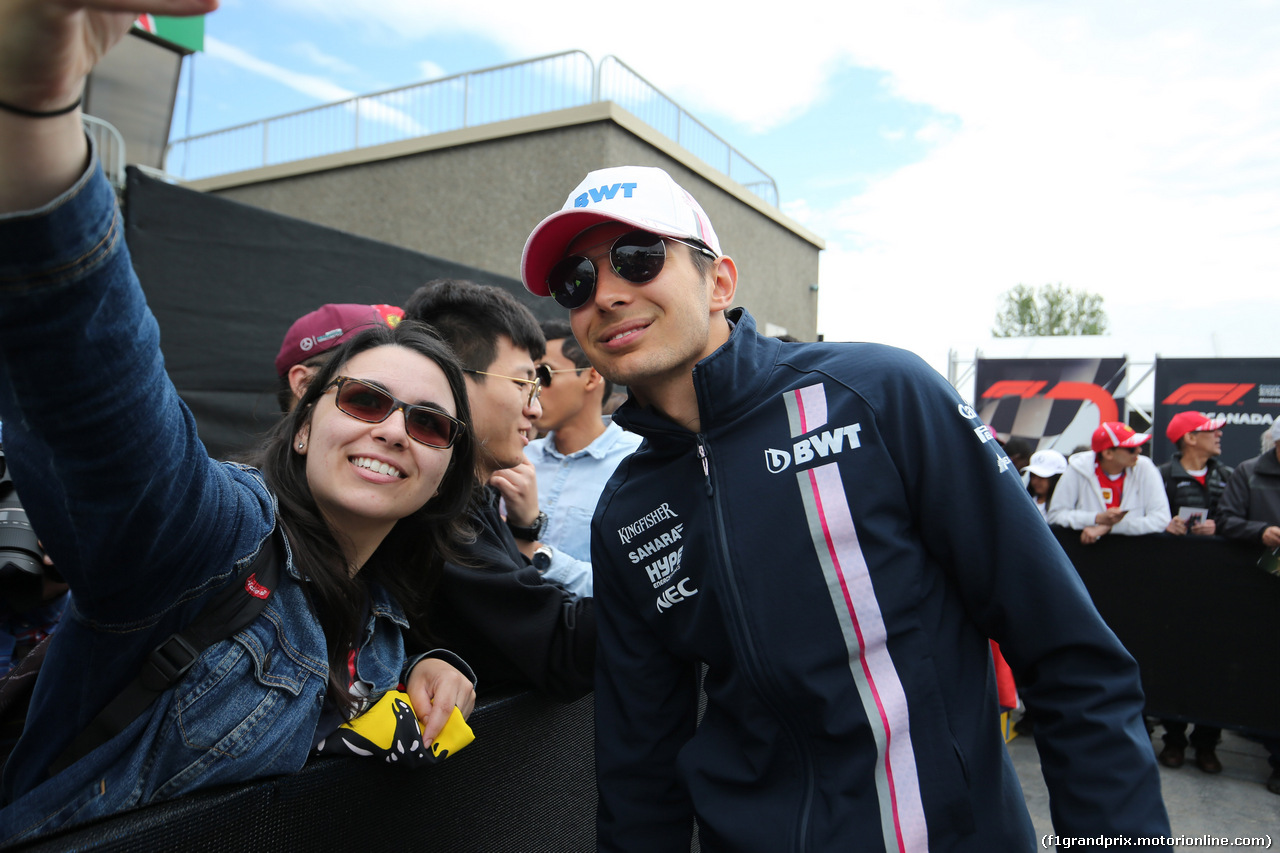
[546,229,718,310]
[461,364,552,407]
[323,376,464,449]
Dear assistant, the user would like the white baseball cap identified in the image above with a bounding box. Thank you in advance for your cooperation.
[1025,449,1068,478]
[521,165,721,297]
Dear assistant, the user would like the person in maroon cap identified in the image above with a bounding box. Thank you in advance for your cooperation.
[1047,421,1171,544]
[275,304,404,412]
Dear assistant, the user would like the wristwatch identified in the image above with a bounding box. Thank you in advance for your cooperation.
[532,545,553,574]
[507,511,547,541]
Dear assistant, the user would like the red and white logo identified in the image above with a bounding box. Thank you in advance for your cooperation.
[1162,383,1254,406]
[244,573,271,599]
[981,380,1119,424]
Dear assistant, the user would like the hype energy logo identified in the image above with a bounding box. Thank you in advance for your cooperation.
[766,383,862,474]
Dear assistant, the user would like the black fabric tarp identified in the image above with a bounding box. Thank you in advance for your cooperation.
[124,166,558,461]
[1052,527,1280,738]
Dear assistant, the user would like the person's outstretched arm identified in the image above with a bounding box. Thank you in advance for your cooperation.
[0,0,217,213]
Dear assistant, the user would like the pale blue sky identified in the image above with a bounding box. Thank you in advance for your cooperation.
[170,0,1280,374]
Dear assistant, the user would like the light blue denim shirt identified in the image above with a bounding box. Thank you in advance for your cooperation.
[525,422,642,597]
[0,157,434,843]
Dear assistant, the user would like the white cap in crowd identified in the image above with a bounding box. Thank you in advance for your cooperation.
[1025,449,1068,478]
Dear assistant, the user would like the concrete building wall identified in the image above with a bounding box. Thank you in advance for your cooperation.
[192,103,823,340]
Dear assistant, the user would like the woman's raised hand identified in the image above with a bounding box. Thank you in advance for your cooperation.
[0,0,218,212]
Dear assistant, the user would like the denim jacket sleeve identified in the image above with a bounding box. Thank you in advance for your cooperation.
[0,154,275,625]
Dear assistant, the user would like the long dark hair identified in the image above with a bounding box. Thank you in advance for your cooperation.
[248,320,475,712]
[1028,473,1063,510]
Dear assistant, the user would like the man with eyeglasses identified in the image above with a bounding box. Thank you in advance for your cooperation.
[401,279,595,700]
[519,166,1171,850]
[524,321,642,580]
[1048,422,1172,544]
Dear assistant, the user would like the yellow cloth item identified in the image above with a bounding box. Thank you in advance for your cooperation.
[321,690,474,766]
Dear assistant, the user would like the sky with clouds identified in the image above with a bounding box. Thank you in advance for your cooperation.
[175,0,1280,377]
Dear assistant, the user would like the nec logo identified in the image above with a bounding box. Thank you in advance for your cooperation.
[656,578,698,613]
[766,423,862,473]
[574,183,637,208]
[1162,383,1255,406]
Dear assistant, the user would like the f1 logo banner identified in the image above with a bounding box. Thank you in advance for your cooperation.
[974,358,1128,454]
[1154,358,1280,467]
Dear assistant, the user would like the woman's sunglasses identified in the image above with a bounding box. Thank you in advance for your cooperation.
[545,229,718,310]
[324,376,464,449]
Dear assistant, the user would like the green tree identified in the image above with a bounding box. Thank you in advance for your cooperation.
[991,284,1108,337]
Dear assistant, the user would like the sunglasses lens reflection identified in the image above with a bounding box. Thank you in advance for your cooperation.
[548,231,669,310]
[549,257,596,309]
[405,409,458,448]
[336,381,393,422]
[335,379,457,448]
[610,233,666,282]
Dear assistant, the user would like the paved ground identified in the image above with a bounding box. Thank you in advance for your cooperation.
[1009,719,1279,851]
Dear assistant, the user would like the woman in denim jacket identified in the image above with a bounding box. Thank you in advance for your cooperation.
[0,0,478,841]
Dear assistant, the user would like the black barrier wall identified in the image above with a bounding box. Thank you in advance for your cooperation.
[1051,527,1280,738]
[124,167,559,461]
[4,690,598,853]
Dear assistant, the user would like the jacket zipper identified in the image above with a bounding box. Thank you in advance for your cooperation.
[696,433,815,851]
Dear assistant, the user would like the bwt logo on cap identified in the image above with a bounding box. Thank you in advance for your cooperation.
[574,182,638,208]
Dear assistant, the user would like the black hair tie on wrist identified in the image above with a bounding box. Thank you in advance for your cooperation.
[0,96,83,119]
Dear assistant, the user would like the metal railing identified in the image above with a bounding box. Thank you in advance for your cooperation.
[165,51,779,207]
[595,57,777,206]
[84,114,126,192]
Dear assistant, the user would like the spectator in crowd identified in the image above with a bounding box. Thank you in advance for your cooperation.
[1159,412,1230,537]
[519,164,1170,850]
[275,303,404,412]
[1002,436,1035,474]
[404,281,595,697]
[1216,421,1280,794]
[1048,422,1171,544]
[0,5,480,838]
[1011,446,1069,735]
[1217,421,1280,550]
[1024,449,1067,519]
[1153,412,1232,774]
[524,320,642,588]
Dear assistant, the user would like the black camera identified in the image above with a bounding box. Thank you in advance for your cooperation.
[0,444,48,613]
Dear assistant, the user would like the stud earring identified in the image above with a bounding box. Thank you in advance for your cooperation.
[297,442,305,450]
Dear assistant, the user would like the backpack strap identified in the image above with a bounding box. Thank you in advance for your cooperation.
[47,528,284,777]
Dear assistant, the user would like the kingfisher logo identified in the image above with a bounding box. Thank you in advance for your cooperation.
[656,578,698,612]
[766,423,862,473]
[574,183,637,208]
[1162,383,1255,406]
